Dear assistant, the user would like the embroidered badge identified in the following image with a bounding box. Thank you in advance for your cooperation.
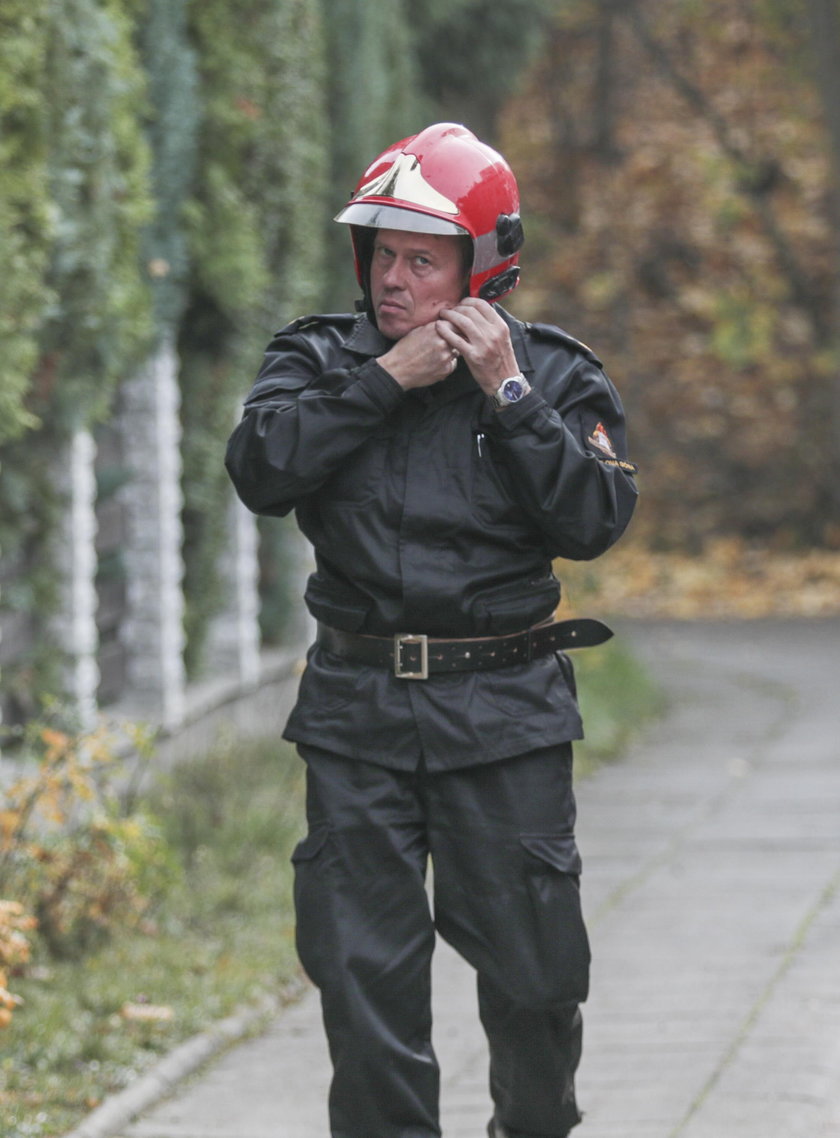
[587,421,617,459]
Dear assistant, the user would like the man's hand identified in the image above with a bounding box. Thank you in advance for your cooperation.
[378,323,460,390]
[436,298,520,396]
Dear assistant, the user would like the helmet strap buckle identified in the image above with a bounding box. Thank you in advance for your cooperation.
[479,266,521,302]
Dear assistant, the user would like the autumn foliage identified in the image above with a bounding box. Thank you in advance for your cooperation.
[501,0,840,553]
[0,719,167,1027]
[0,901,36,1028]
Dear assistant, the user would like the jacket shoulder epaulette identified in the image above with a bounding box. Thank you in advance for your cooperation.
[275,312,359,337]
[526,322,602,366]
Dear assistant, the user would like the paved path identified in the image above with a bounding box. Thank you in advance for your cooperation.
[116,618,840,1138]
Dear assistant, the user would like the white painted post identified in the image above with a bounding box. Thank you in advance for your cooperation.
[50,428,101,729]
[118,338,186,731]
[205,493,262,687]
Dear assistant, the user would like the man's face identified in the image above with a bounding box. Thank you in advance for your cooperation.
[370,229,468,340]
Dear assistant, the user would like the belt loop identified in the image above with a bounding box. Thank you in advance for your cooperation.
[525,627,534,663]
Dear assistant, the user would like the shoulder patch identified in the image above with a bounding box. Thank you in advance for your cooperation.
[587,420,618,458]
[527,322,602,365]
[585,419,637,473]
[275,312,358,336]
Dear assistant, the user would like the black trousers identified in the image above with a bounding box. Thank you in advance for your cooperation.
[292,743,590,1138]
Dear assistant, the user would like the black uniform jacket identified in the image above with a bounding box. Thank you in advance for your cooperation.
[225,307,638,771]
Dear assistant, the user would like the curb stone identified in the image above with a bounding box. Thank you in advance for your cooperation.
[59,981,306,1138]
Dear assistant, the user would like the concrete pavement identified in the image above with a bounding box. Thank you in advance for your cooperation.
[83,618,840,1137]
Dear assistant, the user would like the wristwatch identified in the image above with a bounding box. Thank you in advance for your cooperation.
[492,374,531,409]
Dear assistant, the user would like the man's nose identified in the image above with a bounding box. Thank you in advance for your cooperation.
[382,258,406,288]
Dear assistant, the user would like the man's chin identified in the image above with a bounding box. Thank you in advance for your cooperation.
[375,310,413,340]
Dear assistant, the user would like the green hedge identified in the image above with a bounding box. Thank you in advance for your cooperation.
[0,1,53,443]
[177,0,328,670]
[0,0,153,720]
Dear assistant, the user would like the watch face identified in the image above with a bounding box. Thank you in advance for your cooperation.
[501,378,525,402]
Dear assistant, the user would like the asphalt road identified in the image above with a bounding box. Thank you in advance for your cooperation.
[73,617,840,1138]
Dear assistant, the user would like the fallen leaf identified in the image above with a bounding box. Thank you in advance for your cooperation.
[120,1002,174,1023]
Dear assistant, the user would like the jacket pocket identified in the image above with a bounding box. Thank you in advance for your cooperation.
[470,433,524,529]
[473,574,560,635]
[304,573,371,632]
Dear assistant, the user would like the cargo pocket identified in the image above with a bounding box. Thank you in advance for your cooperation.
[291,825,332,986]
[519,833,590,1004]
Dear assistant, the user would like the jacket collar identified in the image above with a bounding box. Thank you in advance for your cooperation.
[342,314,392,357]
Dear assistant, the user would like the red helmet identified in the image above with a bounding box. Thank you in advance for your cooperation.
[335,122,524,304]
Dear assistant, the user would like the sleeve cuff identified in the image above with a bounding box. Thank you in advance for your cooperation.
[355,359,406,414]
[488,388,546,433]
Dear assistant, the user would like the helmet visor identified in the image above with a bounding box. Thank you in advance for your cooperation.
[335,201,469,238]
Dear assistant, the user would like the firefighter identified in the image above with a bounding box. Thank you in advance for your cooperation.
[226,122,638,1138]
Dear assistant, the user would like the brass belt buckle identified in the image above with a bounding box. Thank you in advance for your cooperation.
[394,633,429,680]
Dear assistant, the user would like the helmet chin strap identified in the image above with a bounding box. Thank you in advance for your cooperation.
[350,226,376,316]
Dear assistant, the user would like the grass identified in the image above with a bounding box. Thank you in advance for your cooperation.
[1,643,660,1137]
[572,636,664,774]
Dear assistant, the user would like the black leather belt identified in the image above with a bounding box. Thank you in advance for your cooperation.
[316,619,613,680]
